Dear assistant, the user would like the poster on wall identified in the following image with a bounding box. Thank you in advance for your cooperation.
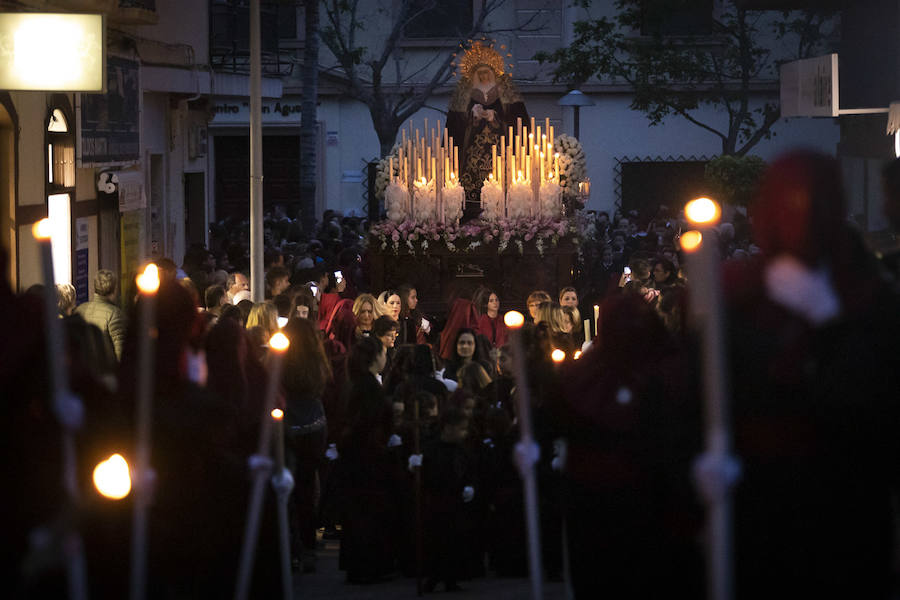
[78,55,141,166]
[75,218,90,304]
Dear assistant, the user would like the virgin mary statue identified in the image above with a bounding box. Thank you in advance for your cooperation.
[447,41,528,219]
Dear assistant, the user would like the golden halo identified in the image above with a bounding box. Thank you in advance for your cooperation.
[454,40,508,79]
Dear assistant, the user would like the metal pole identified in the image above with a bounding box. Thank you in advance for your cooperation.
[573,106,580,140]
[249,0,264,303]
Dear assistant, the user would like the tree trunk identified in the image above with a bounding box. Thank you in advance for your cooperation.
[300,0,320,235]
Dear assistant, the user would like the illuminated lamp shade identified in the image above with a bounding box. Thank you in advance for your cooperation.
[504,311,525,329]
[551,349,566,363]
[684,197,721,226]
[0,13,105,92]
[680,230,703,253]
[93,453,131,500]
[269,332,290,352]
[136,263,160,294]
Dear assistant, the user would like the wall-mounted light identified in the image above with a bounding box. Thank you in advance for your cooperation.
[0,13,105,91]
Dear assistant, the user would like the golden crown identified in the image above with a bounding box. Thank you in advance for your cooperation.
[453,40,513,79]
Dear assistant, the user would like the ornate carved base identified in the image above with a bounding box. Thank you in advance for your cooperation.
[368,241,577,316]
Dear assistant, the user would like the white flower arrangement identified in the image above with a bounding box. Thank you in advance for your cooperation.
[374,144,401,200]
[553,134,587,197]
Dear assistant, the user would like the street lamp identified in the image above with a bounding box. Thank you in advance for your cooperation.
[557,89,595,140]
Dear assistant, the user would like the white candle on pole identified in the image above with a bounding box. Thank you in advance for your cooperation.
[583,319,591,344]
[593,305,600,337]
[33,219,89,600]
[503,311,544,600]
[131,263,160,600]
[235,332,290,600]
[682,197,735,600]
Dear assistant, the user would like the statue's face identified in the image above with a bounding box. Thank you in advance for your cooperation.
[475,66,495,85]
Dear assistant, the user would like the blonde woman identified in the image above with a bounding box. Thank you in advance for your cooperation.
[352,293,378,337]
[246,301,279,341]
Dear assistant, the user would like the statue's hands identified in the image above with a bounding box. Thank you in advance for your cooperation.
[482,109,496,122]
[471,103,484,119]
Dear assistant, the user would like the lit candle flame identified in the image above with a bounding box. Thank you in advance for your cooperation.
[573,350,583,360]
[680,230,703,252]
[269,331,290,352]
[271,408,284,420]
[93,453,131,500]
[32,218,52,240]
[504,310,525,329]
[685,197,720,226]
[136,263,160,294]
[551,349,566,363]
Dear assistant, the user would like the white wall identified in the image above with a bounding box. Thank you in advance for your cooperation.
[571,96,840,213]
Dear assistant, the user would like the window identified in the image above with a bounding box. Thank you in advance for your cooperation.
[46,98,75,285]
[404,0,473,39]
[640,0,713,37]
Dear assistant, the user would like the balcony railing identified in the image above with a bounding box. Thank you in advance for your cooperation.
[209,0,295,77]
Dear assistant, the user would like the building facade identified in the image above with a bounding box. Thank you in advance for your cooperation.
[2,0,846,296]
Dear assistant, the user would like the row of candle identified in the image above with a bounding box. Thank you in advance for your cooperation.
[391,119,460,189]
[488,116,560,190]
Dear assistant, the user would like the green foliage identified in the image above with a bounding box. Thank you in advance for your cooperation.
[704,154,767,206]
[536,0,837,155]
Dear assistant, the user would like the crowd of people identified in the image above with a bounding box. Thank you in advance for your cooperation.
[5,150,900,599]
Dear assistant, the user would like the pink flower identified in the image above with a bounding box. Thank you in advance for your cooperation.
[484,234,494,243]
[524,233,534,241]
[391,232,400,242]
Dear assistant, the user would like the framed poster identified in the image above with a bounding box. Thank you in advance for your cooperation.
[78,55,141,166]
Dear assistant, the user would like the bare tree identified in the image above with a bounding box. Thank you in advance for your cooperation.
[321,0,545,157]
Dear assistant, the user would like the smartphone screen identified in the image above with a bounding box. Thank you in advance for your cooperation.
[334,270,343,281]
[623,266,632,275]
[311,284,318,295]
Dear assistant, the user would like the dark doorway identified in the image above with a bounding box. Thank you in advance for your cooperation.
[185,172,206,247]
[619,160,710,222]
[214,134,300,221]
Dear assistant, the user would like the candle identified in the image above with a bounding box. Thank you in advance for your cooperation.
[583,319,591,344]
[271,408,285,472]
[235,331,290,600]
[681,198,736,600]
[555,153,560,180]
[131,262,160,600]
[593,305,600,337]
[492,145,497,180]
[389,157,393,184]
[503,311,544,600]
[540,152,545,182]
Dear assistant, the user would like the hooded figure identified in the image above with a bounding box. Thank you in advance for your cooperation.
[724,150,900,599]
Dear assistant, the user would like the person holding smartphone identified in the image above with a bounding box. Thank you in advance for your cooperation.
[397,283,430,345]
[317,270,348,331]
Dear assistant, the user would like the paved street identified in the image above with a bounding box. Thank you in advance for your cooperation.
[295,538,569,599]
